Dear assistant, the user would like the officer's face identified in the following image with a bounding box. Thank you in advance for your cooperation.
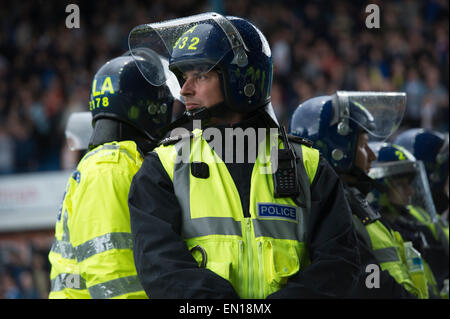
[180,70,224,111]
[388,176,414,206]
[354,133,377,173]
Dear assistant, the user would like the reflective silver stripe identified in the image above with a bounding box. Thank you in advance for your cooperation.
[373,247,400,263]
[352,217,401,264]
[50,239,76,260]
[253,219,301,241]
[182,217,242,238]
[172,138,244,239]
[62,209,70,242]
[82,144,135,163]
[173,140,192,219]
[119,149,136,163]
[172,136,305,241]
[74,232,133,262]
[83,144,120,161]
[88,275,143,299]
[50,273,87,292]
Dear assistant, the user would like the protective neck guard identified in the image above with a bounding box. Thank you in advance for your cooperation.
[165,101,279,132]
[342,166,377,196]
[89,118,156,155]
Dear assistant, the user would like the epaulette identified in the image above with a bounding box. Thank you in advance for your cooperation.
[345,187,381,225]
[287,134,314,148]
[158,132,194,147]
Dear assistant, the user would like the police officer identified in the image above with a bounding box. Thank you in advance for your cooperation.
[128,13,361,299]
[48,50,181,298]
[368,142,448,298]
[394,129,449,232]
[289,92,426,298]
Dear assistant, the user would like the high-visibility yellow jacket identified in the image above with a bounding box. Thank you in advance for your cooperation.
[130,125,362,298]
[408,205,449,253]
[48,141,147,299]
[407,205,448,297]
[154,129,320,298]
[353,217,428,298]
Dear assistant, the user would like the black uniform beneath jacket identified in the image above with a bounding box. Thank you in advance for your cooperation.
[128,112,361,298]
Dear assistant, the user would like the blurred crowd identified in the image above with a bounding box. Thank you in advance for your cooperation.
[0,0,209,175]
[0,0,448,299]
[0,0,448,175]
[0,233,53,299]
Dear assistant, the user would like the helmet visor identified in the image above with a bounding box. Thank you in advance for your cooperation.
[65,112,93,151]
[128,12,248,86]
[333,91,406,140]
[436,133,449,165]
[369,160,438,221]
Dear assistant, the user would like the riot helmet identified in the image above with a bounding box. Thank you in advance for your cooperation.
[367,142,438,221]
[394,129,449,195]
[128,12,274,120]
[89,49,181,142]
[289,91,406,173]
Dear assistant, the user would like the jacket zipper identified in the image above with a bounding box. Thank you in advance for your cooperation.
[238,240,244,296]
[258,241,264,298]
[245,218,254,298]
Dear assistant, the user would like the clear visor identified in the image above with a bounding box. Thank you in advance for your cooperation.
[369,160,437,220]
[129,47,175,88]
[332,91,406,140]
[128,12,248,86]
[437,133,449,164]
[65,112,93,151]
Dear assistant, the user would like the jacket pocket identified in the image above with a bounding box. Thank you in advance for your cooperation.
[263,239,300,291]
[185,237,238,285]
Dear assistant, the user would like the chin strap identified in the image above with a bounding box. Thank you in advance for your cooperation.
[344,166,387,195]
[162,101,279,135]
[161,107,210,133]
[162,101,238,132]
